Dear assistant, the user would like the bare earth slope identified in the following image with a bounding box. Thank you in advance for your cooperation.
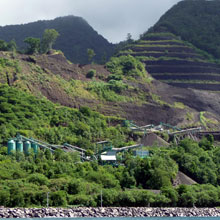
[1,51,220,128]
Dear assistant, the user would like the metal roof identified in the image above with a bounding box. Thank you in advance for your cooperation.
[100,155,116,161]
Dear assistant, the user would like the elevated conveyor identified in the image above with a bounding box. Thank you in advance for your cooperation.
[12,134,90,161]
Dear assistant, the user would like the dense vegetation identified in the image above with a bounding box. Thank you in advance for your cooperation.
[0,84,130,150]
[150,0,220,59]
[0,58,219,207]
[106,55,146,79]
[0,137,220,207]
[0,16,114,63]
[0,40,17,52]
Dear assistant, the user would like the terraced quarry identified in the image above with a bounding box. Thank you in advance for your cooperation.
[119,33,220,91]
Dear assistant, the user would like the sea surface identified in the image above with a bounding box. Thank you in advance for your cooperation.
[3,217,220,220]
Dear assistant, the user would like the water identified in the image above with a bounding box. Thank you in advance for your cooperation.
[3,217,219,220]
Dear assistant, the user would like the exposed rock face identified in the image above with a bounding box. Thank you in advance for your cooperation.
[0,207,220,218]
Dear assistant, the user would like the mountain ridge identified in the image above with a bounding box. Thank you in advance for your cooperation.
[0,15,115,64]
[150,0,220,59]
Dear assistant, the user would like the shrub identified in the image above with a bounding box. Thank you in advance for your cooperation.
[106,55,146,78]
[27,173,49,186]
[51,190,67,207]
[69,194,97,207]
[86,69,96,78]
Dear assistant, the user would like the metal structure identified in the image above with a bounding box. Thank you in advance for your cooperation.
[7,139,16,155]
[127,120,154,134]
[6,122,206,165]
[125,120,182,134]
[96,141,113,155]
[133,150,149,158]
[169,127,202,144]
[95,139,146,164]
[160,122,182,132]
[112,144,143,152]
[7,134,90,161]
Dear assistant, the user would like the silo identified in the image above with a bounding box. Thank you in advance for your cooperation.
[7,139,16,155]
[16,140,23,153]
[24,141,31,155]
[31,142,38,154]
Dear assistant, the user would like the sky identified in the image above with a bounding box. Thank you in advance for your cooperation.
[0,0,181,43]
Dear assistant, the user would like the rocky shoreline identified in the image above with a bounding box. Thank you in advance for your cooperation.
[0,207,220,218]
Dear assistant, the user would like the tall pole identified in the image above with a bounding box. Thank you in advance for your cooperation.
[47,192,50,208]
[100,189,103,208]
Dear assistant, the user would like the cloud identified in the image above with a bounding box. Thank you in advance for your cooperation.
[0,0,181,43]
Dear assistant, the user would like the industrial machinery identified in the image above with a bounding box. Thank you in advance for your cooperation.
[95,139,148,165]
[7,134,89,161]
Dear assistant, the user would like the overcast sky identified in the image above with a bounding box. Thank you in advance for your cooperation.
[0,0,181,43]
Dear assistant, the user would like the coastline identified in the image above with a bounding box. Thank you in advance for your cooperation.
[0,207,220,218]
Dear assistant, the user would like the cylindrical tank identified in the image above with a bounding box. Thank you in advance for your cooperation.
[31,142,38,154]
[24,141,31,155]
[7,139,16,155]
[16,140,23,153]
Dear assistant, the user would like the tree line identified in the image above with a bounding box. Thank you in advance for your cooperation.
[0,29,59,55]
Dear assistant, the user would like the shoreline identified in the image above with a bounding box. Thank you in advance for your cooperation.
[0,207,220,218]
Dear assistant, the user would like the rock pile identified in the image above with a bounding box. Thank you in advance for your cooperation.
[0,207,220,218]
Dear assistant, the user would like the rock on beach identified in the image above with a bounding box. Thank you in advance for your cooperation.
[0,207,220,218]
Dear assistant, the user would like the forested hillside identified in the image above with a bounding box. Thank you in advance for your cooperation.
[1,137,220,207]
[1,5,220,208]
[1,49,220,208]
[0,16,115,64]
[150,0,220,59]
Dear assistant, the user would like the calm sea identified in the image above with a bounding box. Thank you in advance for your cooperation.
[3,217,220,220]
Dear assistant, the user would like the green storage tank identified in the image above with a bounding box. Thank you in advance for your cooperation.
[24,141,31,155]
[7,139,16,155]
[31,142,38,154]
[16,140,23,153]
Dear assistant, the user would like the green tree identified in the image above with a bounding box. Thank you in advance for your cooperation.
[0,189,10,206]
[41,29,59,53]
[24,37,41,54]
[86,69,96,78]
[161,186,179,206]
[7,40,17,52]
[126,33,134,43]
[0,40,8,51]
[51,190,67,206]
[10,187,25,207]
[87,48,96,63]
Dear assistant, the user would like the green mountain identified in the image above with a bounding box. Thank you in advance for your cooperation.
[0,16,115,64]
[150,0,220,59]
[1,4,220,208]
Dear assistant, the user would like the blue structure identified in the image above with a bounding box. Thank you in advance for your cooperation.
[133,150,149,158]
